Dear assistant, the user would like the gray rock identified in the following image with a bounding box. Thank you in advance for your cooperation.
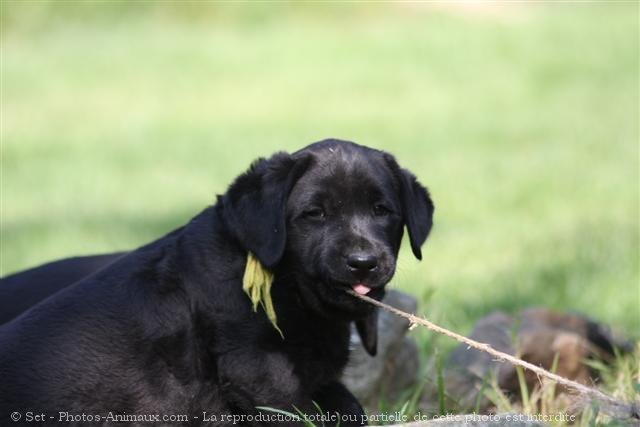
[342,290,419,407]
[385,336,420,397]
[443,311,513,411]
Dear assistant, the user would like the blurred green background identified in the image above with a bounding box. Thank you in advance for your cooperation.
[1,2,638,341]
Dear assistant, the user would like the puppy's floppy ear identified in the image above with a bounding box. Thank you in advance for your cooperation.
[355,310,378,356]
[385,155,435,260]
[221,152,312,269]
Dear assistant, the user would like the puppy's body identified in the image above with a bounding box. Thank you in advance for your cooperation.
[0,140,434,425]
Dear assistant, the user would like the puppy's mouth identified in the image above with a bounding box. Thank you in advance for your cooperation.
[332,280,386,302]
[349,283,385,300]
[352,283,371,295]
[306,281,382,318]
[294,276,388,320]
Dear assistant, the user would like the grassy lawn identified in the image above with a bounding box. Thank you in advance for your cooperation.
[1,0,638,372]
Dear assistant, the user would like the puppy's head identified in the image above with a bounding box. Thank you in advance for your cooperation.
[222,139,434,355]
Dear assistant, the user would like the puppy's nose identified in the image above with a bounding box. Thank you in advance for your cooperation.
[346,253,378,274]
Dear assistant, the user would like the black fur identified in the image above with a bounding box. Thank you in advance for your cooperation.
[0,139,434,426]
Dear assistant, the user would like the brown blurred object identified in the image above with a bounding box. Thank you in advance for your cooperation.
[441,308,633,412]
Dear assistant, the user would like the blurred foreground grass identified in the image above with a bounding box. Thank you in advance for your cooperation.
[1,3,638,342]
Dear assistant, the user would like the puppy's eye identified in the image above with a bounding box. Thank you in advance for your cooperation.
[302,208,325,220]
[373,204,392,216]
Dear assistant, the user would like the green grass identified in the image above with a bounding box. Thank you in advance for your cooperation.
[1,0,638,364]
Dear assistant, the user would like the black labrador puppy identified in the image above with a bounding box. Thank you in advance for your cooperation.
[0,139,434,426]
